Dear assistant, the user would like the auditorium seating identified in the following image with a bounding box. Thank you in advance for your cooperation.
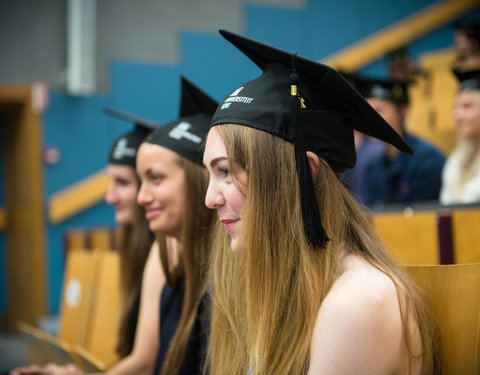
[452,208,480,264]
[18,247,121,370]
[372,205,480,265]
[373,211,440,264]
[405,263,480,374]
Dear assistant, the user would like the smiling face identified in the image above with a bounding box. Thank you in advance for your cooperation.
[204,127,247,253]
[136,142,186,239]
[105,164,139,225]
[454,90,480,142]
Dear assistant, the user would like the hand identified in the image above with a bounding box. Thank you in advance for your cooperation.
[45,364,82,375]
[10,364,82,375]
[10,364,50,375]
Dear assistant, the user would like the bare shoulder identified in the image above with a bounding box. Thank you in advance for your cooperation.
[308,255,404,375]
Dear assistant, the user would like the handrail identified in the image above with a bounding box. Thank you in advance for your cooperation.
[48,170,110,224]
[323,0,479,71]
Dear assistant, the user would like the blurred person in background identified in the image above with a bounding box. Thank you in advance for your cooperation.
[453,20,480,72]
[440,69,480,205]
[353,76,446,206]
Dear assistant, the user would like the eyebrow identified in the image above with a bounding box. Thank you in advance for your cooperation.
[203,156,228,168]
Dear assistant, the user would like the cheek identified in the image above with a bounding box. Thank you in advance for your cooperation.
[228,187,246,213]
[124,187,138,204]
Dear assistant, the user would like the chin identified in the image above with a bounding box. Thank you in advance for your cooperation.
[116,214,130,226]
[230,237,243,253]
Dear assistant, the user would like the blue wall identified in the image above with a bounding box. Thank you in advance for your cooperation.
[0,0,477,314]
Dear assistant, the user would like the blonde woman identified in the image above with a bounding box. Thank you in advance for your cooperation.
[203,30,439,375]
[440,69,480,205]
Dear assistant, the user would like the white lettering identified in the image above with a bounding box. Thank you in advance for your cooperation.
[169,121,202,144]
[113,138,136,159]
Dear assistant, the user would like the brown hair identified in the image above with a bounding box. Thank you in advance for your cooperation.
[159,156,216,375]
[116,180,154,358]
[207,125,439,374]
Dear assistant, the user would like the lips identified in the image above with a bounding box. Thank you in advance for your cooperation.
[145,208,163,220]
[221,219,239,232]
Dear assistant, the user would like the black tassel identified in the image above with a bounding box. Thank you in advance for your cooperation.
[289,62,330,249]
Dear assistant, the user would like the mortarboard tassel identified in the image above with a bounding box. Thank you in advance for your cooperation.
[289,54,331,249]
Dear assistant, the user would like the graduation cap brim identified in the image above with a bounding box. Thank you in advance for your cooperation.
[104,108,160,167]
[218,29,413,154]
[180,76,219,118]
[103,108,161,131]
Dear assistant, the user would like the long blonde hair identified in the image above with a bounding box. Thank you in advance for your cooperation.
[159,156,216,375]
[207,125,439,375]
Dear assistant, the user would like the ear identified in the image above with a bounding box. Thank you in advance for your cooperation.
[400,103,409,119]
[306,151,321,179]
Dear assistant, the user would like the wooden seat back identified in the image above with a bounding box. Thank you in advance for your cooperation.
[405,263,480,374]
[373,211,440,264]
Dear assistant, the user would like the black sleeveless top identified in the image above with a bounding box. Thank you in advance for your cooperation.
[152,280,209,375]
[116,282,141,358]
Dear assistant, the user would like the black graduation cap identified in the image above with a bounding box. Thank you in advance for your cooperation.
[210,29,413,248]
[453,69,480,91]
[104,108,160,167]
[144,76,218,165]
[345,75,410,105]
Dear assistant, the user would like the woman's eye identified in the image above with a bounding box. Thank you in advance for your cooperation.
[115,178,130,186]
[218,168,229,177]
[151,174,164,182]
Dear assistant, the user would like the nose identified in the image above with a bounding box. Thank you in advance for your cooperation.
[205,180,225,209]
[105,181,117,205]
[137,182,152,206]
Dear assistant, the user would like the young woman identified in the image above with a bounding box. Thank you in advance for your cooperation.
[135,76,217,375]
[203,30,440,375]
[11,78,216,375]
[104,110,157,359]
[440,69,480,205]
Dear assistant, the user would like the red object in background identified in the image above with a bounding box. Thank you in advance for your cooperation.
[43,145,61,165]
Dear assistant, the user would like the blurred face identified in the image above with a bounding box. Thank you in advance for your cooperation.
[366,97,404,134]
[105,164,138,225]
[204,127,247,253]
[136,143,185,239]
[454,30,477,56]
[454,91,480,141]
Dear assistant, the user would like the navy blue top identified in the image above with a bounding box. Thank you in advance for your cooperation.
[153,281,209,375]
[364,133,445,205]
[341,137,384,204]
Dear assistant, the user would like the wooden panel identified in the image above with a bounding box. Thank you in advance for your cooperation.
[74,346,107,372]
[373,211,439,264]
[452,209,480,264]
[419,47,458,70]
[88,228,114,251]
[2,86,46,329]
[40,332,78,366]
[85,250,121,367]
[17,321,50,365]
[405,264,480,374]
[64,230,88,253]
[58,249,99,347]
